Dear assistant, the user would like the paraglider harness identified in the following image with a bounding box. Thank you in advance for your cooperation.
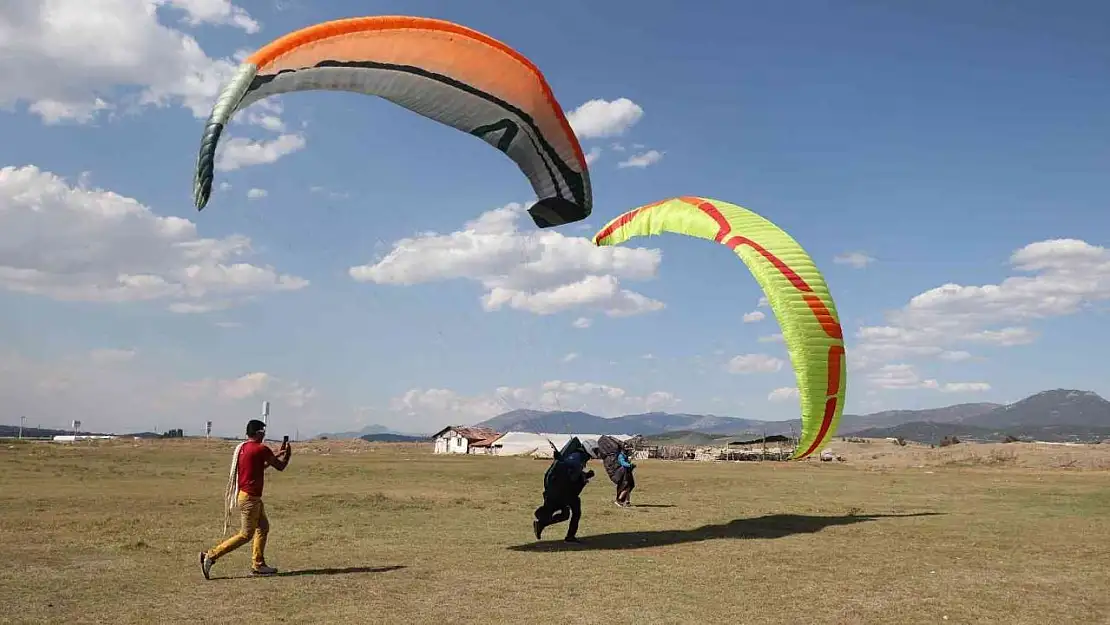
[534,436,594,540]
[542,436,593,498]
[597,435,636,502]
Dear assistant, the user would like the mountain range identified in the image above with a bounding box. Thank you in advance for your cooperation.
[8,390,1107,447]
[469,389,1110,445]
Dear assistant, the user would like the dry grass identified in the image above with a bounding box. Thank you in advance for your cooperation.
[2,438,1109,625]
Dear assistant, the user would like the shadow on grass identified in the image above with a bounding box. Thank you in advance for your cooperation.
[508,512,944,552]
[277,565,406,577]
[625,504,676,509]
[214,565,405,580]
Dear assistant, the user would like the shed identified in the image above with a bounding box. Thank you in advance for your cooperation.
[430,426,501,454]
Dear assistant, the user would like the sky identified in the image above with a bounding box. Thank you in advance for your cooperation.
[1,0,1108,438]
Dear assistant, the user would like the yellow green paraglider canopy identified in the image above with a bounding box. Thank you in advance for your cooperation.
[593,196,847,460]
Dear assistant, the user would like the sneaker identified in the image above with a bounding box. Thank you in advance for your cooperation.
[199,552,214,580]
[564,536,580,543]
[251,564,278,576]
[613,499,623,507]
[533,520,543,540]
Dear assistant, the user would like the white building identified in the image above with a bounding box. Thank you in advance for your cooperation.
[486,432,636,458]
[430,426,501,454]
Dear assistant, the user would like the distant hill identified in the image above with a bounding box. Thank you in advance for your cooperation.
[845,389,1110,444]
[475,409,782,437]
[469,389,1110,443]
[961,390,1110,428]
[836,402,1001,432]
[358,433,426,443]
[316,424,421,439]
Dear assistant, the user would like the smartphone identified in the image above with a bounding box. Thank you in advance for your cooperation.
[282,435,289,445]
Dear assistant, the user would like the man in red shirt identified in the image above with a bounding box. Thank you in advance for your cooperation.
[200,419,291,578]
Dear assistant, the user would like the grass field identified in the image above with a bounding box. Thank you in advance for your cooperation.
[2,437,1109,624]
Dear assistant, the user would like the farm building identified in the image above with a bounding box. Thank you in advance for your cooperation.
[430,426,501,454]
[485,432,637,458]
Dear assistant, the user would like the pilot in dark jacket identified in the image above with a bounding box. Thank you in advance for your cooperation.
[533,448,594,542]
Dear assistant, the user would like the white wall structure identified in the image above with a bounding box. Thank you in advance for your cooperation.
[430,426,501,454]
[488,432,635,458]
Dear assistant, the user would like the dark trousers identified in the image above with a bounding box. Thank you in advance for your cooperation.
[616,468,635,500]
[534,495,581,539]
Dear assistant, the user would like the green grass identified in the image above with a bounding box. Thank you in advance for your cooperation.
[1,439,1108,624]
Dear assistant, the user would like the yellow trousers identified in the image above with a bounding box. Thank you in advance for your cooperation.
[207,490,269,568]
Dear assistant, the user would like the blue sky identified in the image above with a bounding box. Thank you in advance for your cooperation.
[1,0,1108,437]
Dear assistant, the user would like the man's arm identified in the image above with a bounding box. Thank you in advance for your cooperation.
[267,443,291,471]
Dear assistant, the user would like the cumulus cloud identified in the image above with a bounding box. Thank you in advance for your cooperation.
[156,0,260,32]
[726,353,784,374]
[349,202,665,318]
[246,188,267,199]
[834,251,876,268]
[865,363,989,394]
[743,310,765,323]
[216,134,307,171]
[853,238,1110,369]
[618,150,664,169]
[0,348,320,436]
[566,98,644,139]
[0,165,308,312]
[0,0,261,124]
[0,0,298,168]
[767,387,800,402]
[572,317,592,329]
[389,380,681,432]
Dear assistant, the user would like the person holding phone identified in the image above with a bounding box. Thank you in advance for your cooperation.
[199,419,291,579]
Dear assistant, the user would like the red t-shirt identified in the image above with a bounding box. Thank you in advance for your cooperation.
[237,440,276,497]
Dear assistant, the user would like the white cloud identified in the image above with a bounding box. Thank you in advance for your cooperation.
[389,380,680,431]
[309,186,351,200]
[566,98,644,139]
[866,364,940,390]
[584,147,602,165]
[726,353,784,374]
[834,251,876,268]
[572,317,592,329]
[618,150,664,169]
[156,0,260,33]
[743,310,765,323]
[0,0,274,127]
[758,333,784,343]
[216,134,307,171]
[854,238,1110,369]
[941,382,991,393]
[349,202,664,318]
[0,348,321,436]
[246,188,267,199]
[561,352,579,363]
[865,363,989,395]
[0,165,308,311]
[767,387,800,402]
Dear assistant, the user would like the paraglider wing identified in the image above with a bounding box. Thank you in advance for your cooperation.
[193,15,591,229]
[543,436,590,492]
[595,434,625,484]
[592,197,847,460]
